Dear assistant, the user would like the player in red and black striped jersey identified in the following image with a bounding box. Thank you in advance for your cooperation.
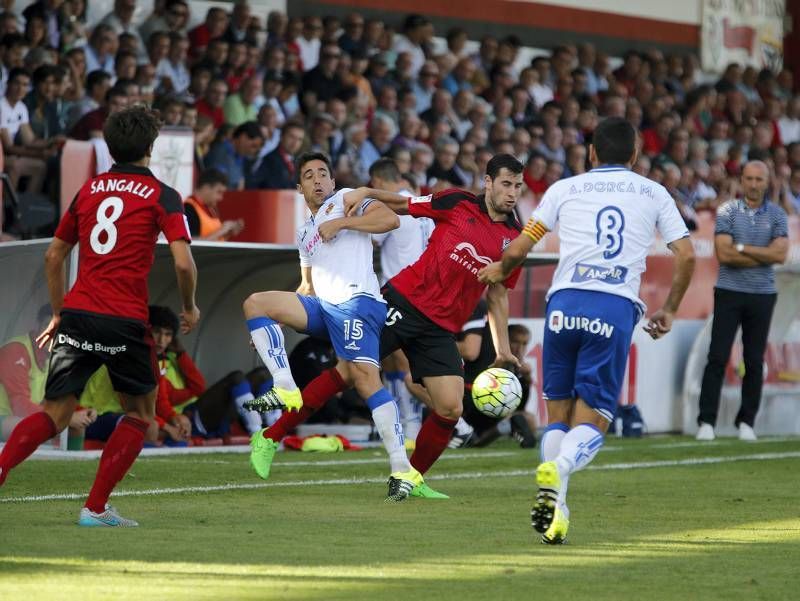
[0,106,200,527]
[258,154,525,497]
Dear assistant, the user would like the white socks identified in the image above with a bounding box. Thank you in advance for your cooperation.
[555,423,604,477]
[233,390,263,435]
[540,423,570,514]
[247,317,296,390]
[371,401,411,474]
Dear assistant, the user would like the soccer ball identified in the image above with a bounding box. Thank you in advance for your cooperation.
[471,368,522,418]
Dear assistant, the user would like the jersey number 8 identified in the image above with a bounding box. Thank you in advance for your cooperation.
[90,196,124,255]
[595,205,625,259]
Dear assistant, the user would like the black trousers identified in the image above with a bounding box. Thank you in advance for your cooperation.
[698,288,777,427]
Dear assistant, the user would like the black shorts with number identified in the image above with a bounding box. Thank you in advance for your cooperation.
[380,285,464,383]
[45,310,158,399]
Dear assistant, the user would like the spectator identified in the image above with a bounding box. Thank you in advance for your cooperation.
[69,86,127,140]
[248,121,305,189]
[338,13,365,56]
[296,16,322,72]
[253,103,281,164]
[100,0,145,61]
[205,120,263,190]
[139,0,189,44]
[114,49,137,82]
[0,68,50,194]
[24,64,64,141]
[187,63,213,104]
[66,69,110,128]
[223,0,253,45]
[156,32,190,96]
[184,168,244,240]
[301,42,343,103]
[427,135,465,187]
[188,7,228,62]
[778,96,800,145]
[359,112,395,172]
[393,14,430,77]
[223,74,261,126]
[84,24,117,77]
[412,60,439,113]
[22,0,61,49]
[196,77,228,128]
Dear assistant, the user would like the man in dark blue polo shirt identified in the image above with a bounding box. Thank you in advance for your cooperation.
[205,121,263,190]
[697,161,789,442]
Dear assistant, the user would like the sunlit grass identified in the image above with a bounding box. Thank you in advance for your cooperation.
[1,437,799,600]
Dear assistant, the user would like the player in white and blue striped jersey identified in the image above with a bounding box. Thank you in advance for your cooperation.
[479,118,696,543]
[242,151,424,502]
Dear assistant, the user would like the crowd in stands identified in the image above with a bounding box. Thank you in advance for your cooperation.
[1,2,799,240]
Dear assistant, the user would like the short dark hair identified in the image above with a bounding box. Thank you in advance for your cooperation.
[369,157,402,182]
[593,116,636,164]
[198,168,228,188]
[232,121,262,139]
[295,151,333,183]
[104,106,161,164]
[31,64,58,87]
[7,67,30,86]
[149,305,179,333]
[486,154,523,179]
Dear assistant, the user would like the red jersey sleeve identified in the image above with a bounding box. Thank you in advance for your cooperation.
[54,193,80,245]
[176,352,206,395]
[157,186,192,243]
[407,188,473,222]
[155,378,177,422]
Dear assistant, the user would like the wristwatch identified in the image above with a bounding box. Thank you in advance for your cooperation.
[736,243,745,253]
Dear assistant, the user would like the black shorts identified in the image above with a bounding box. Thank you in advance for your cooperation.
[45,310,158,399]
[380,285,464,383]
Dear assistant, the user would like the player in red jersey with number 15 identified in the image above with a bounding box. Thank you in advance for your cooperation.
[0,106,200,527]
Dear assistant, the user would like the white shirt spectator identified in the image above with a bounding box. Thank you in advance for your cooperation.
[296,37,321,72]
[392,35,425,77]
[156,58,191,95]
[778,115,800,145]
[85,45,116,78]
[529,82,554,110]
[0,96,29,140]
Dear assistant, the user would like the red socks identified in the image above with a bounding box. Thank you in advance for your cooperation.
[410,412,458,475]
[84,416,149,513]
[0,411,57,485]
[264,368,347,442]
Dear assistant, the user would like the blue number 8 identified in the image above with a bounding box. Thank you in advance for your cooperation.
[596,206,625,259]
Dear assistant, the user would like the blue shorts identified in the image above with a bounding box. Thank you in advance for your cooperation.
[543,289,639,421]
[296,294,386,368]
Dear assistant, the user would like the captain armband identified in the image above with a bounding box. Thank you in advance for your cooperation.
[522,219,548,243]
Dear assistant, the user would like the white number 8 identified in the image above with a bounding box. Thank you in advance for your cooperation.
[90,196,124,255]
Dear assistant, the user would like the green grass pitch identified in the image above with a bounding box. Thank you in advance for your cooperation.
[1,436,799,600]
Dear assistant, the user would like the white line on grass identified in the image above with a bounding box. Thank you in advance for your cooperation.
[2,451,799,504]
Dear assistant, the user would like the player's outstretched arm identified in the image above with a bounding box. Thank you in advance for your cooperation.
[343,187,411,216]
[37,237,74,349]
[169,240,200,333]
[318,201,399,241]
[478,219,549,284]
[645,236,696,340]
[486,283,520,368]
